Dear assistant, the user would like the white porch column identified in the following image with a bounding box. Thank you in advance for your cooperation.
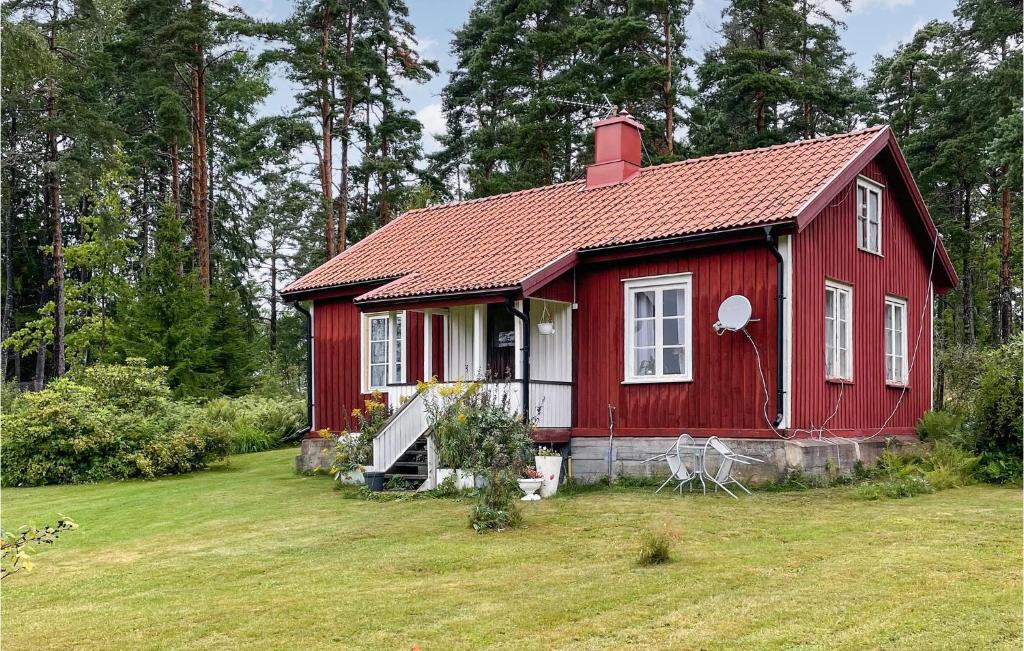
[422,311,433,381]
[473,304,486,378]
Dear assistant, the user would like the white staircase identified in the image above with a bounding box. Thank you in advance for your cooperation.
[371,389,432,489]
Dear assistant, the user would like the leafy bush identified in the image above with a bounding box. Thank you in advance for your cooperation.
[201,394,306,454]
[637,528,676,566]
[1,380,25,414]
[853,474,934,500]
[328,393,391,475]
[1,362,231,486]
[916,410,967,446]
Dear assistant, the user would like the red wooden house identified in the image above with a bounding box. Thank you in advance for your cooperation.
[282,114,958,482]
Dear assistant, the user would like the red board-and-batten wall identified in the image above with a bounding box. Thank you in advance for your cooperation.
[311,296,441,433]
[790,154,932,435]
[571,151,934,437]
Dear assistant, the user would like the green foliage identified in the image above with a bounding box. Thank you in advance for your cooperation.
[329,393,391,474]
[916,410,968,445]
[852,474,935,500]
[201,394,306,455]
[0,362,231,486]
[637,527,676,566]
[1,518,78,581]
[1,381,25,414]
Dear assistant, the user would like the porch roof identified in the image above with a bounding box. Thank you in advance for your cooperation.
[282,126,957,302]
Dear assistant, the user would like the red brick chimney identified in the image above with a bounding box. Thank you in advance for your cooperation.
[585,110,645,190]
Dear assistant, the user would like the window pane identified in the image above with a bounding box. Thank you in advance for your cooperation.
[663,347,684,375]
[663,317,685,346]
[825,289,835,320]
[370,318,387,341]
[869,221,879,251]
[869,190,879,224]
[634,348,656,376]
[634,319,655,347]
[370,365,387,387]
[371,341,387,364]
[634,291,655,318]
[886,356,893,381]
[663,289,684,317]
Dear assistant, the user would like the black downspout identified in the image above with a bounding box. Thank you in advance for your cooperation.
[294,302,314,435]
[505,296,530,425]
[764,227,785,427]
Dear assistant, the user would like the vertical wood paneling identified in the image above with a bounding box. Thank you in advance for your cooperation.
[573,242,778,433]
[791,155,932,434]
[313,297,362,432]
[529,299,572,382]
[446,306,475,380]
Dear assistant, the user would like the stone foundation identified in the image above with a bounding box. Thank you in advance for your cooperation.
[296,437,334,473]
[568,436,911,484]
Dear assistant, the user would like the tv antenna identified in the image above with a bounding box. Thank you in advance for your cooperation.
[553,94,617,119]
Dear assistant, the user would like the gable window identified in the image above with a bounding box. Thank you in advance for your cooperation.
[884,296,908,385]
[623,273,692,383]
[857,177,883,254]
[824,281,852,381]
[365,312,405,390]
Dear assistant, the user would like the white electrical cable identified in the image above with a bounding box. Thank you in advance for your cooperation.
[743,329,797,440]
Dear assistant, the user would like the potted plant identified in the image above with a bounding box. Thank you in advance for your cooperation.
[517,466,543,501]
[534,446,562,498]
[536,303,555,336]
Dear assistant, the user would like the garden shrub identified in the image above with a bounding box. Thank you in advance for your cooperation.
[329,393,391,475]
[1,362,230,486]
[201,394,306,454]
[637,528,676,566]
[967,340,1022,484]
[852,474,934,500]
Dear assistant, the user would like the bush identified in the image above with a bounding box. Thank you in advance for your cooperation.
[968,340,1022,482]
[637,528,676,566]
[853,474,934,500]
[1,362,230,486]
[916,410,967,446]
[201,394,306,454]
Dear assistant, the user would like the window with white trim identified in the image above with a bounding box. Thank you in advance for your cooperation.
[366,312,405,389]
[824,281,852,380]
[624,274,692,382]
[884,296,908,385]
[857,177,882,254]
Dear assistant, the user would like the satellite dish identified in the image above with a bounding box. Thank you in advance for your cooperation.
[716,295,752,331]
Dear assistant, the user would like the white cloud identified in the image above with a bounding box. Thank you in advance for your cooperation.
[849,0,916,14]
[416,102,446,154]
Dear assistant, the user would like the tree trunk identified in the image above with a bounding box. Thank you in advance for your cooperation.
[170,139,181,221]
[190,0,210,292]
[47,0,66,377]
[320,4,336,258]
[378,44,391,227]
[999,184,1011,343]
[269,237,278,350]
[336,1,354,253]
[662,9,673,156]
[2,108,18,379]
[960,182,975,346]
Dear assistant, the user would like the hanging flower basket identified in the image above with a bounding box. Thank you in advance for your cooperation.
[536,303,555,336]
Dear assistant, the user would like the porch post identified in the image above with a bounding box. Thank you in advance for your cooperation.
[473,304,485,378]
[422,311,433,381]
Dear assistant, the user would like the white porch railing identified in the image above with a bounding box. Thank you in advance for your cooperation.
[371,389,428,477]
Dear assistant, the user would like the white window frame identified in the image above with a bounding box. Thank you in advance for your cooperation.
[622,273,692,383]
[856,176,883,256]
[362,311,406,391]
[824,280,853,381]
[884,296,909,386]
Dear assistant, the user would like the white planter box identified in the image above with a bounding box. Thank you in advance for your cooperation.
[535,455,562,498]
[437,468,485,490]
[335,469,365,485]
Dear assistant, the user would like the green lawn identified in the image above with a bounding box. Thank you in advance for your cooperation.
[2,449,1020,650]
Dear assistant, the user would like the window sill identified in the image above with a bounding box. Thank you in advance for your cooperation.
[622,377,693,385]
[886,382,910,390]
[826,377,854,385]
[856,245,884,258]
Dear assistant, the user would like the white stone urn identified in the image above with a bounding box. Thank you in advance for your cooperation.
[534,454,562,498]
[335,469,365,485]
[517,478,543,501]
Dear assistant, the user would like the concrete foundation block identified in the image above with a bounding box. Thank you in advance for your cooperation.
[296,437,334,474]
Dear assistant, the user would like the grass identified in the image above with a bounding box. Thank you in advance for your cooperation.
[2,449,1020,650]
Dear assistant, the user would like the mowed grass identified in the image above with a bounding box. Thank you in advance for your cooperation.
[2,449,1020,650]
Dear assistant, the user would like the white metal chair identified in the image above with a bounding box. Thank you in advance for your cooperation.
[702,436,761,498]
[656,434,702,494]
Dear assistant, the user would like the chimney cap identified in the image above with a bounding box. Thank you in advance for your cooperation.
[593,110,645,131]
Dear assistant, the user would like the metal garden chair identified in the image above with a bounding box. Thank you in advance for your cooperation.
[655,433,703,494]
[702,436,762,498]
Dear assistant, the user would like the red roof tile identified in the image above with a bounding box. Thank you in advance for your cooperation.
[283,126,888,300]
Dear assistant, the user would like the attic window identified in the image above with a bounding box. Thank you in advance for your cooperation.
[856,177,883,255]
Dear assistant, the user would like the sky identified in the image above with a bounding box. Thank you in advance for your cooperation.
[239,0,959,154]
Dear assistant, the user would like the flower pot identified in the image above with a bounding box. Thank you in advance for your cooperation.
[335,469,365,485]
[364,471,385,492]
[537,322,555,336]
[517,478,543,501]
[535,454,562,498]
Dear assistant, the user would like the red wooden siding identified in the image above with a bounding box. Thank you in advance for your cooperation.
[572,242,779,435]
[313,299,428,433]
[791,154,932,435]
[529,270,575,303]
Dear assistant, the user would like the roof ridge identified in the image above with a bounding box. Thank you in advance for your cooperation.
[641,125,888,173]
[404,177,585,216]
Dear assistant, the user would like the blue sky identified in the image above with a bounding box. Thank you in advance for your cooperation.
[240,0,958,152]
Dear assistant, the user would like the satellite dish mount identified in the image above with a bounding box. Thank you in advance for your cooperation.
[713,295,757,335]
